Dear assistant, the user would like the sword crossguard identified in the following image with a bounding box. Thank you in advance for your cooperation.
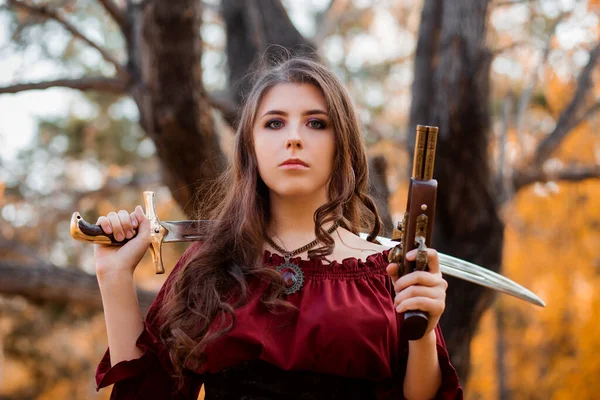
[143,191,166,274]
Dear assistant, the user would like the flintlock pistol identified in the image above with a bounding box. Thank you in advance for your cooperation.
[387,125,439,341]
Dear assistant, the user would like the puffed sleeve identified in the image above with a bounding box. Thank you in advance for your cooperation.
[95,242,204,400]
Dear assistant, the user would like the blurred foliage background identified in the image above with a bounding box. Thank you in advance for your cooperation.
[0,0,599,399]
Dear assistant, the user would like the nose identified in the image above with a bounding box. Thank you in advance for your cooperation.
[285,124,303,149]
[285,138,303,149]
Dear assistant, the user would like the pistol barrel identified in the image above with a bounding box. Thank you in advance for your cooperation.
[412,125,438,180]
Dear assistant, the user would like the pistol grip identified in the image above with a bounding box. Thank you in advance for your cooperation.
[403,310,429,340]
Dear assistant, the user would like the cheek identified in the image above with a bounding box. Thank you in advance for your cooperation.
[253,135,275,179]
[319,134,336,170]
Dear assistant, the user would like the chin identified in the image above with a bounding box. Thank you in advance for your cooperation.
[273,185,317,197]
[269,179,328,198]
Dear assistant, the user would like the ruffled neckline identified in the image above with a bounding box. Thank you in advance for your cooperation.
[263,248,392,280]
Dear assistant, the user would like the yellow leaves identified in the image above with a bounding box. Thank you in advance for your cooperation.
[552,120,600,164]
[37,380,75,400]
[466,310,498,399]
[0,180,4,207]
[544,71,576,117]
[467,178,600,399]
[0,359,32,396]
[588,0,600,12]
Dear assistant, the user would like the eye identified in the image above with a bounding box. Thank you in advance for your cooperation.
[266,119,284,129]
[308,119,327,129]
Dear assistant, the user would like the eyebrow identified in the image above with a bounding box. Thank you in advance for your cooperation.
[260,109,329,118]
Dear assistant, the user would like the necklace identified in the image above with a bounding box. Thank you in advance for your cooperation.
[265,222,339,295]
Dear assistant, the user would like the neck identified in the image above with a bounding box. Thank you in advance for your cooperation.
[266,190,335,253]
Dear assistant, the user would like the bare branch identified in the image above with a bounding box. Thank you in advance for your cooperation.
[201,0,220,13]
[495,92,514,204]
[0,238,47,264]
[563,100,600,133]
[313,4,364,46]
[209,90,238,129]
[493,0,536,6]
[491,40,528,57]
[0,261,157,313]
[515,12,569,132]
[6,0,127,75]
[313,0,353,45]
[514,163,600,190]
[97,0,127,31]
[0,77,128,94]
[533,42,600,167]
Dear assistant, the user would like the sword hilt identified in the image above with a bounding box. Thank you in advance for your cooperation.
[70,190,166,274]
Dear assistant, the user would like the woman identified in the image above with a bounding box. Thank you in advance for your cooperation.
[94,57,462,399]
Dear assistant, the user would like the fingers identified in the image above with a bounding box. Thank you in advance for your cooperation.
[394,270,447,293]
[386,263,400,280]
[96,207,144,242]
[386,248,441,282]
[129,210,138,229]
[395,296,445,315]
[96,215,112,235]
[393,285,442,309]
[133,205,147,224]
[405,247,440,274]
[118,210,135,239]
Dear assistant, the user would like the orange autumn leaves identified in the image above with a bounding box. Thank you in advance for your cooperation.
[466,71,600,398]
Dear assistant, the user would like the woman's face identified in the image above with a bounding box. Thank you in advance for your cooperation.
[253,83,335,199]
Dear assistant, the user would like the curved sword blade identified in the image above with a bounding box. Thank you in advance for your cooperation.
[157,223,546,308]
[437,253,545,307]
[161,220,209,242]
[359,234,546,307]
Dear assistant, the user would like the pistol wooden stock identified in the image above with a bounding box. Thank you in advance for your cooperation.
[389,125,439,341]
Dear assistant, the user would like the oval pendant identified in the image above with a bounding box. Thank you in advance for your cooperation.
[276,259,304,295]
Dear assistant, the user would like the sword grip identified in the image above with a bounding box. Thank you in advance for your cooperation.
[70,212,138,245]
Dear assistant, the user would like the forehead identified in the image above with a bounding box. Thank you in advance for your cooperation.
[257,83,327,113]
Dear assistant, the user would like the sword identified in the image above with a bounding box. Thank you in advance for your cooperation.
[358,233,545,307]
[71,191,545,308]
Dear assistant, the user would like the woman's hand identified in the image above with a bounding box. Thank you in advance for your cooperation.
[386,248,448,336]
[94,205,151,281]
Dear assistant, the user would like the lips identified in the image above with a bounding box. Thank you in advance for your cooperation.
[279,159,308,167]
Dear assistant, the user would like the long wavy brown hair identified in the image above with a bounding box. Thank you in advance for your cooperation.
[158,55,383,385]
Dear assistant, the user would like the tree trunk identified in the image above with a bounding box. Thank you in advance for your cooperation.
[495,305,509,400]
[221,0,319,107]
[409,0,502,381]
[126,0,226,216]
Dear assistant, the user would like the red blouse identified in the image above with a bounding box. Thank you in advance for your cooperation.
[96,242,462,399]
